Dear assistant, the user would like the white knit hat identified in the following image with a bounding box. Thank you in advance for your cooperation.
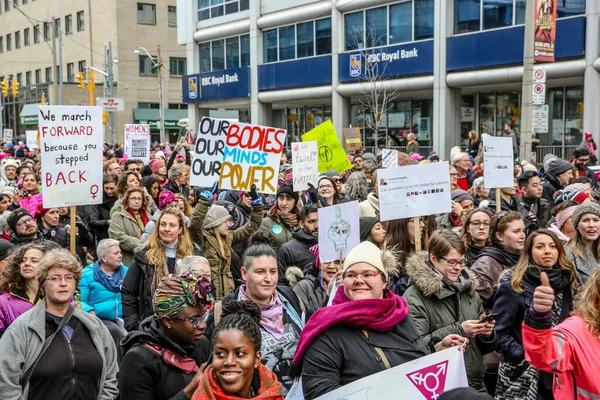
[343,241,396,280]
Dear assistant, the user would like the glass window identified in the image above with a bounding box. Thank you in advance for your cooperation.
[16,73,22,86]
[66,63,74,82]
[389,2,412,44]
[24,28,29,46]
[25,71,31,86]
[54,18,60,38]
[240,0,249,11]
[412,99,433,147]
[240,34,250,66]
[366,7,387,48]
[454,0,480,34]
[65,15,72,35]
[15,31,20,49]
[34,25,39,43]
[4,0,9,11]
[35,69,41,84]
[78,60,85,72]
[565,87,584,146]
[168,6,177,27]
[545,88,564,147]
[496,92,521,134]
[483,0,512,30]
[211,39,225,70]
[515,0,526,24]
[263,29,278,63]
[77,11,85,31]
[296,21,314,58]
[199,42,211,73]
[226,37,239,68]
[6,33,10,51]
[45,67,51,82]
[415,0,434,40]
[139,55,157,76]
[169,58,186,76]
[0,37,3,53]
[315,18,331,55]
[225,1,238,14]
[558,0,585,18]
[344,11,364,51]
[137,3,156,25]
[388,101,412,146]
[279,25,295,61]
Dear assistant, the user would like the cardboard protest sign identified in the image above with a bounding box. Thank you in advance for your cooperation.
[343,127,362,152]
[26,130,39,149]
[483,135,514,189]
[3,129,13,143]
[219,120,287,195]
[124,124,150,155]
[377,162,452,222]
[318,201,360,262]
[316,347,468,400]
[38,106,103,207]
[381,148,399,168]
[303,121,352,174]
[190,117,228,188]
[291,141,318,191]
[126,134,151,164]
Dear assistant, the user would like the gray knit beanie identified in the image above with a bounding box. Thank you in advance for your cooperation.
[203,204,232,229]
[451,189,472,203]
[572,202,600,229]
[545,157,572,177]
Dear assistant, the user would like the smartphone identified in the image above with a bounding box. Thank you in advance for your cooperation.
[479,314,497,323]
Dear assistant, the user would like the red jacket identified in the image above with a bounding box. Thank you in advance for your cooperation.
[523,315,600,399]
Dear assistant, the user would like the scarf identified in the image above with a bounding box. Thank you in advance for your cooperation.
[429,262,472,294]
[477,242,521,268]
[161,240,177,258]
[523,265,572,292]
[466,244,484,267]
[276,210,298,228]
[93,261,125,293]
[239,285,284,340]
[127,209,149,233]
[192,364,283,400]
[292,287,409,367]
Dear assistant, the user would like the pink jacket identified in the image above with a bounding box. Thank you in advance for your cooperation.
[523,315,600,399]
[18,193,43,217]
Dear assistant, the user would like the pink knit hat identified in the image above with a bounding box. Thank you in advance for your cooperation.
[158,190,178,210]
[149,158,165,174]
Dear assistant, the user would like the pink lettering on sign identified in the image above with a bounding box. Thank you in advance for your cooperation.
[406,360,449,400]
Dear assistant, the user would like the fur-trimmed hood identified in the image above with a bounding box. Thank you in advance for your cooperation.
[405,251,477,298]
[285,266,304,288]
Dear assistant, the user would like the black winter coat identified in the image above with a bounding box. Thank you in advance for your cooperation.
[120,316,211,400]
[162,180,190,199]
[276,230,318,285]
[88,192,117,242]
[541,173,563,207]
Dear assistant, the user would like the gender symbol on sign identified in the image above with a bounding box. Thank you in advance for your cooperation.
[319,145,333,162]
[407,360,449,400]
[533,84,544,94]
[89,184,99,200]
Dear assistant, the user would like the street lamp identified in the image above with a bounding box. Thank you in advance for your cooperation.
[135,46,165,143]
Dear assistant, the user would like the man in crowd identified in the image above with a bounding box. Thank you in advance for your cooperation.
[277,204,318,284]
[104,160,123,178]
[504,123,519,158]
[162,163,190,198]
[519,171,550,230]
[453,152,475,190]
[0,159,19,191]
[8,208,43,244]
[571,147,597,187]
[406,132,420,154]
[542,156,573,206]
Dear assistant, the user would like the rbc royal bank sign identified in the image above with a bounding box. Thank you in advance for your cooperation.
[182,66,250,103]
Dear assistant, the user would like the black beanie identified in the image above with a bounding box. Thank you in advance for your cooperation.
[0,239,13,261]
[359,216,379,242]
[276,185,299,203]
[8,209,32,233]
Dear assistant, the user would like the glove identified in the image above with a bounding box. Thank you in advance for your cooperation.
[200,181,219,201]
[249,184,263,206]
[307,183,319,204]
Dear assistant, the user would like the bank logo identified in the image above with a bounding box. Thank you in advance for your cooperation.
[350,54,362,77]
[188,77,198,99]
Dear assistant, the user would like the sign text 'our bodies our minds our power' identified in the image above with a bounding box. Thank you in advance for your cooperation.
[38,106,103,208]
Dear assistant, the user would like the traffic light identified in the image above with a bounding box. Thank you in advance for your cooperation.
[102,111,107,125]
[76,73,84,90]
[11,80,19,97]
[1,80,7,97]
[89,71,95,91]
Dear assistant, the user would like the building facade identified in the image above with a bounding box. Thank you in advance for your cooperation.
[178,0,596,160]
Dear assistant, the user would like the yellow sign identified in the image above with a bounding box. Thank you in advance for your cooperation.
[302,120,352,174]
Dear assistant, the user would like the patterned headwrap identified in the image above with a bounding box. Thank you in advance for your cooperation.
[154,274,210,318]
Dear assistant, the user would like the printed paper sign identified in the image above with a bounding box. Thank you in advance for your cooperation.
[343,127,362,152]
[303,121,352,174]
[316,347,468,400]
[291,141,318,191]
[318,201,360,263]
[124,124,150,155]
[38,106,103,207]
[3,129,13,142]
[219,120,287,195]
[483,135,514,189]
[377,162,452,222]
[25,130,39,149]
[534,0,557,63]
[190,117,228,188]
[382,148,399,168]
[126,134,150,164]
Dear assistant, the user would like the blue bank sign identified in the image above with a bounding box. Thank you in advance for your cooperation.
[182,66,250,103]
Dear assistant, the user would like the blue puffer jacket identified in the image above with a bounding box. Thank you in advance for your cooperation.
[78,262,129,321]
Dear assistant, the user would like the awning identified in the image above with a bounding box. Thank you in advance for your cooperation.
[19,104,40,125]
[133,108,188,130]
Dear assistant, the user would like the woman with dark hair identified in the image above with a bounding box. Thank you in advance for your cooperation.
[359,217,386,248]
[317,176,341,206]
[467,130,480,158]
[17,172,42,216]
[189,186,201,208]
[492,230,577,400]
[384,217,425,296]
[143,176,160,210]
[89,173,119,242]
[258,184,300,252]
[113,171,158,216]
[192,301,284,400]
[461,209,492,267]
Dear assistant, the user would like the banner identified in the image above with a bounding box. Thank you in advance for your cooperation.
[126,134,151,164]
[219,120,287,195]
[124,124,150,155]
[190,117,227,188]
[381,148,399,168]
[378,162,452,222]
[25,130,39,149]
[534,0,557,63]
[343,127,362,152]
[316,347,468,400]
[303,120,352,174]
[38,106,103,207]
[291,141,318,191]
[3,129,13,143]
[483,136,514,189]
[317,201,360,262]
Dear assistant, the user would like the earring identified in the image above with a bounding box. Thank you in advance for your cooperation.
[167,325,172,329]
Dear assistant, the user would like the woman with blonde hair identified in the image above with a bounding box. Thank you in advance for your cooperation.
[564,202,600,284]
[121,207,201,331]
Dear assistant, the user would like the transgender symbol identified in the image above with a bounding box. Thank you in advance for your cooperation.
[406,360,449,400]
[328,208,350,251]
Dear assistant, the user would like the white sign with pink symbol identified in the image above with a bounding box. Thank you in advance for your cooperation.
[315,347,468,400]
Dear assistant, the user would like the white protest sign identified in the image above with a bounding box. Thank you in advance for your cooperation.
[291,141,318,191]
[124,124,150,155]
[378,162,452,222]
[38,106,103,207]
[3,129,13,142]
[25,130,39,149]
[483,135,514,189]
[126,134,151,164]
[381,148,399,168]
[190,117,228,188]
[317,201,360,262]
[316,347,468,400]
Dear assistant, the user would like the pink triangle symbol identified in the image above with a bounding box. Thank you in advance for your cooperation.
[406,360,449,400]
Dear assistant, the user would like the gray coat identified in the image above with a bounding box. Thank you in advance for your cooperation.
[565,246,599,285]
[0,300,119,399]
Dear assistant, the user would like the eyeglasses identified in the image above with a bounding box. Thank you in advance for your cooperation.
[343,270,382,281]
[170,315,205,328]
[449,173,459,177]
[333,178,343,183]
[319,184,333,190]
[47,275,76,283]
[436,254,467,268]
[470,221,491,228]
[16,217,35,227]
[324,260,341,266]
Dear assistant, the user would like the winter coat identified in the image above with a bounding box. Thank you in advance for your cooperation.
[78,262,129,321]
[276,230,318,285]
[471,251,516,309]
[485,195,530,225]
[0,299,119,400]
[120,316,211,400]
[519,196,551,230]
[162,180,190,199]
[541,173,563,207]
[292,274,327,316]
[0,159,19,192]
[403,252,497,392]
[565,247,598,285]
[0,286,37,334]
[108,206,146,266]
[406,140,420,154]
[259,215,296,253]
[140,210,191,245]
[468,140,480,158]
[88,192,117,242]
[189,197,263,299]
[358,193,379,218]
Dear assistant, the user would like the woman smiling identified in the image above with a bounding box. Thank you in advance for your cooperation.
[565,202,600,284]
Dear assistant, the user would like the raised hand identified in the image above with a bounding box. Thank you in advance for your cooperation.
[532,271,555,313]
[249,184,263,206]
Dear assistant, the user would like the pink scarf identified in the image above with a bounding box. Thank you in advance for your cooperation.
[291,287,409,366]
[239,285,284,340]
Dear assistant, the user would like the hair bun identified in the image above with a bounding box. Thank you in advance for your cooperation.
[221,300,261,326]
[248,231,271,246]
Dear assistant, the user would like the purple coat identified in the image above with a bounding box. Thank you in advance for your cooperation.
[0,287,36,331]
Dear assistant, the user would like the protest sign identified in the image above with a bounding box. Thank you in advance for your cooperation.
[219,120,287,195]
[343,127,362,152]
[3,129,13,142]
[381,148,399,168]
[25,130,39,149]
[124,124,150,155]
[318,201,360,262]
[377,162,452,222]
[38,106,103,207]
[126,134,151,164]
[483,135,514,189]
[316,347,468,400]
[303,121,352,174]
[291,141,318,191]
[190,117,228,188]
